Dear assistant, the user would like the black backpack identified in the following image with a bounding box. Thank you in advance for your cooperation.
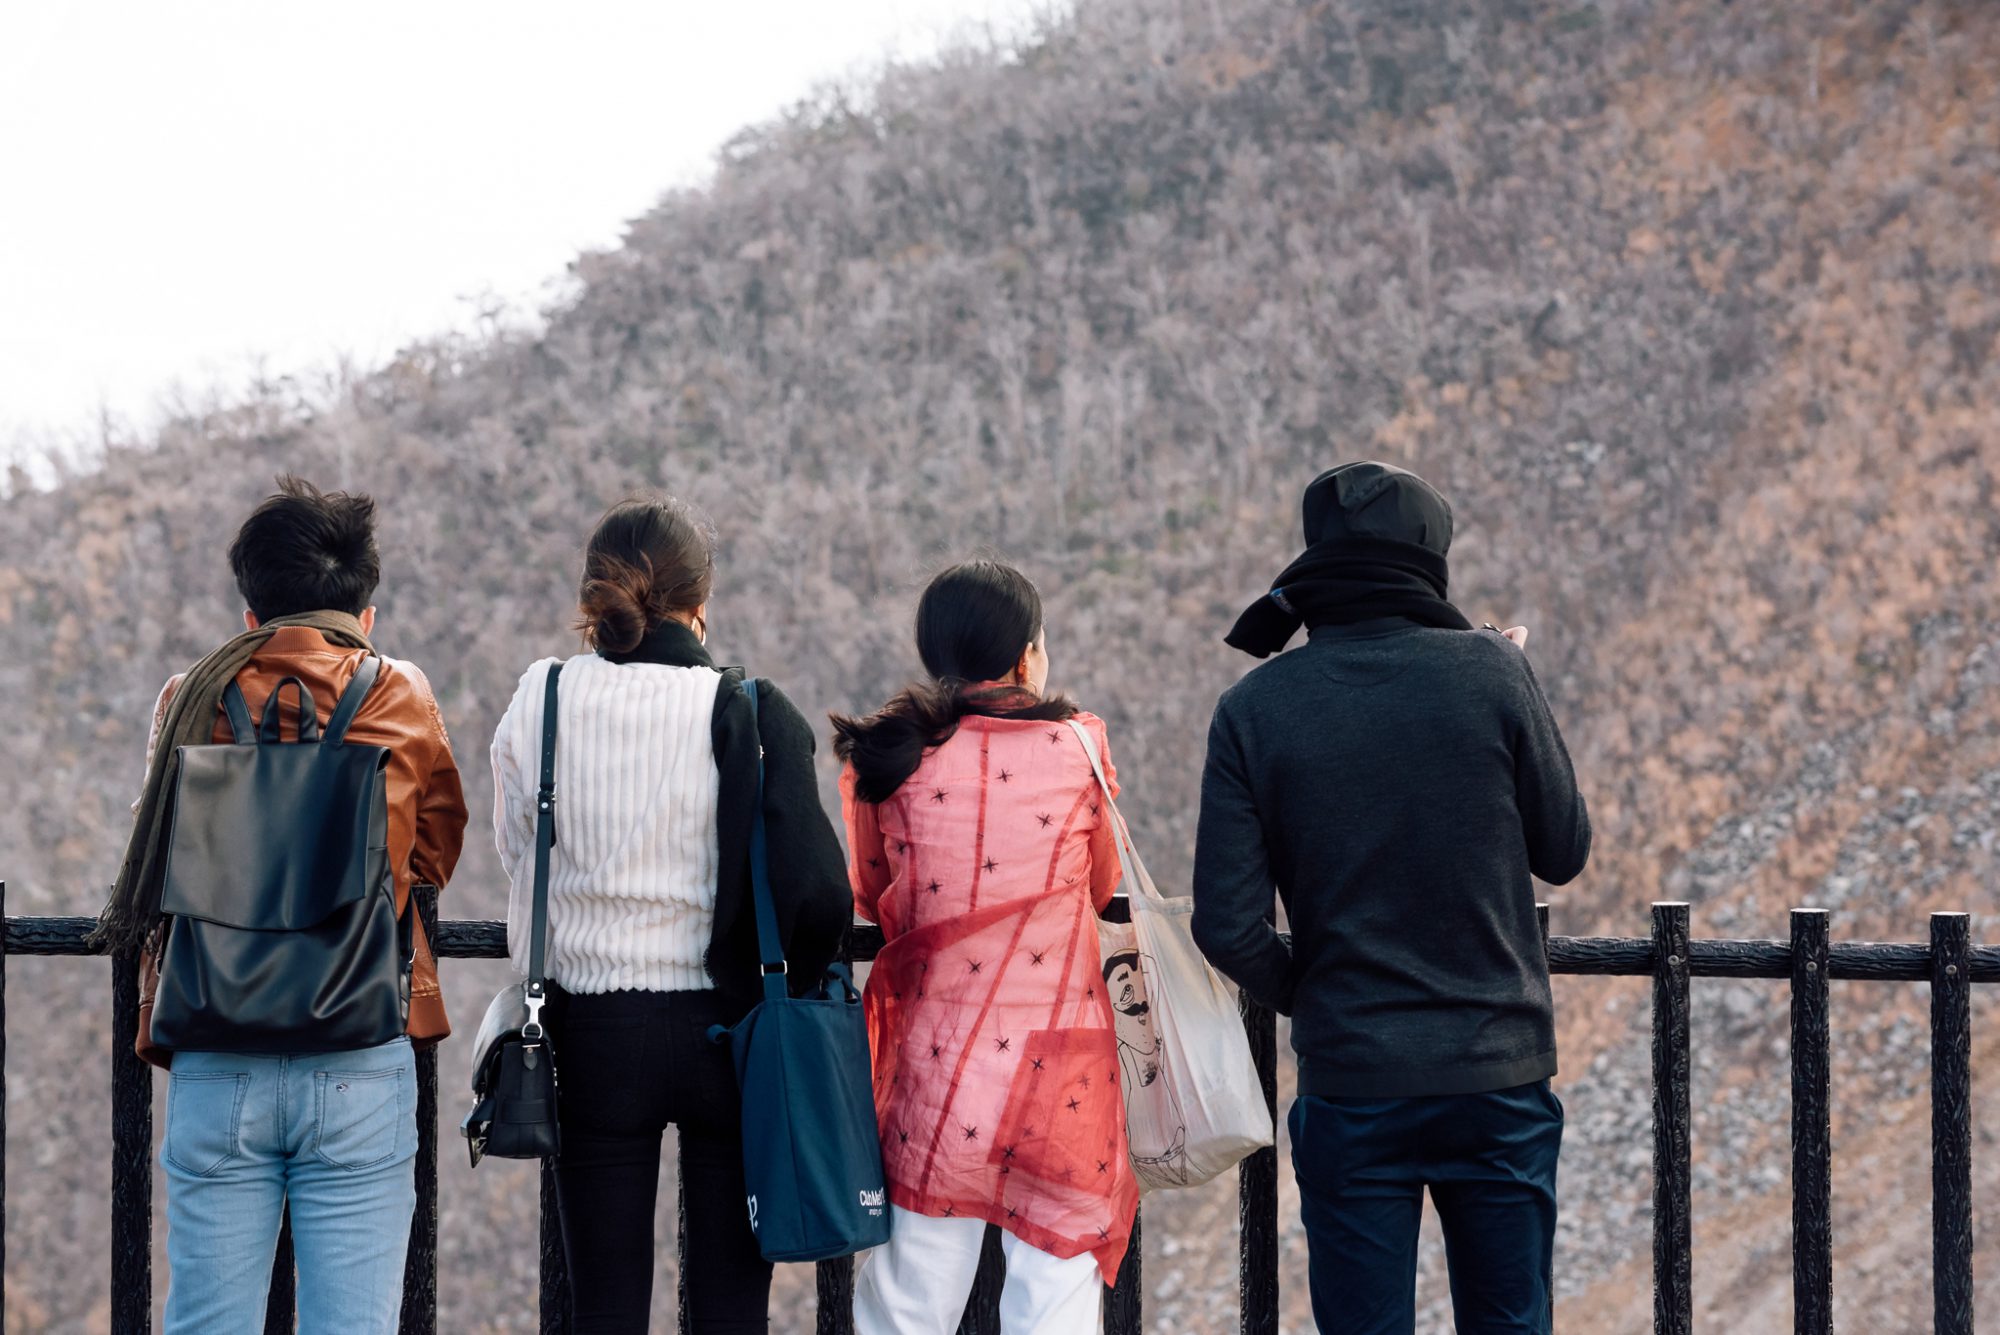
[151,658,413,1053]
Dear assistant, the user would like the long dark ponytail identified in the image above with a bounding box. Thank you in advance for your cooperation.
[833,560,1078,802]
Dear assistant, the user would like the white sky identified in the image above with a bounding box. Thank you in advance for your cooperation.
[0,0,1051,473]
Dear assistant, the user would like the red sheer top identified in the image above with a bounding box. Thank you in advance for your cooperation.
[843,710,1136,1282]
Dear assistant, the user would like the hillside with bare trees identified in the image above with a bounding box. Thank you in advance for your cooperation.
[4,0,1999,1328]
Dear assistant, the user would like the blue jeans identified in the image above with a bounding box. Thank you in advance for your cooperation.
[161,1037,418,1335]
[1289,1080,1563,1335]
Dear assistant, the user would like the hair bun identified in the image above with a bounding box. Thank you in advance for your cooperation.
[579,564,650,654]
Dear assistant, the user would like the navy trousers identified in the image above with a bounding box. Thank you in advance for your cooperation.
[1288,1080,1563,1335]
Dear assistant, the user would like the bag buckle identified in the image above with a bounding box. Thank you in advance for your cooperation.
[523,984,547,1040]
[761,961,787,976]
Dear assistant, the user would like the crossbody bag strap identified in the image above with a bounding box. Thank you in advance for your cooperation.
[742,679,789,1003]
[525,661,563,1028]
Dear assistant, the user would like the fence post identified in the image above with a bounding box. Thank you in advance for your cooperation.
[110,948,152,1335]
[1931,911,1973,1335]
[541,1158,572,1334]
[264,1209,296,1333]
[1,880,7,1298]
[1104,1208,1141,1335]
[1790,908,1831,1335]
[1238,991,1279,1335]
[955,1225,1005,1335]
[817,1254,856,1335]
[1651,902,1692,1335]
[678,1148,689,1335]
[402,883,442,1335]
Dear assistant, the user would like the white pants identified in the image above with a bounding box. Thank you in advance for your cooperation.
[851,1205,1102,1335]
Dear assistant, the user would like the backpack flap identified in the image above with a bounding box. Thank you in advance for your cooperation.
[160,739,391,929]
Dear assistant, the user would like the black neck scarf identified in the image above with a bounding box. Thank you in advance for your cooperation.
[599,618,713,669]
[1225,537,1471,658]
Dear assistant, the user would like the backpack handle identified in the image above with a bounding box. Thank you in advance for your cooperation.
[259,677,320,744]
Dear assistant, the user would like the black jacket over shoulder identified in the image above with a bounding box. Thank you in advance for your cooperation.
[606,620,852,1015]
[1192,619,1591,1099]
[705,669,852,1012]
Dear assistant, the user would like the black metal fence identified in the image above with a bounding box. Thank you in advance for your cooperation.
[0,886,1984,1334]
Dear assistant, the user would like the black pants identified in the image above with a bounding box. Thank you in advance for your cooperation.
[1289,1080,1563,1335]
[548,986,768,1335]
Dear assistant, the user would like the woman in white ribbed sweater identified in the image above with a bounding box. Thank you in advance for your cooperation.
[490,496,851,1335]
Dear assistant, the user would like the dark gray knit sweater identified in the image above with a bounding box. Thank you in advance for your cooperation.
[1192,618,1590,1099]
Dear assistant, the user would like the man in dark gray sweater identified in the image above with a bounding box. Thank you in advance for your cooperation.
[1193,462,1589,1335]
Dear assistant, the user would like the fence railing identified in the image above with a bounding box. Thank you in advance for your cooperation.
[0,886,1984,1334]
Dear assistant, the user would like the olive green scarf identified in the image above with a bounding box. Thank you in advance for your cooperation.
[90,610,375,955]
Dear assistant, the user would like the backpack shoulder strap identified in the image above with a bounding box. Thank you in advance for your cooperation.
[322,655,384,746]
[220,682,256,743]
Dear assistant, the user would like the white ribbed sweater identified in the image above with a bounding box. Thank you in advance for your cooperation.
[491,654,723,994]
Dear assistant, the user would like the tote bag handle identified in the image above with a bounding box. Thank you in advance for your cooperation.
[1066,719,1166,905]
[742,679,790,1003]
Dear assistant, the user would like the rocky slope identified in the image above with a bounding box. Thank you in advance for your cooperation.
[3,0,1997,1328]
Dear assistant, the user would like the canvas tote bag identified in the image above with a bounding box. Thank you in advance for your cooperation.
[1070,719,1274,1191]
[708,678,891,1261]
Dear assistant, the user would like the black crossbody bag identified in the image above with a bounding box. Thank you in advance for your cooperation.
[461,662,563,1166]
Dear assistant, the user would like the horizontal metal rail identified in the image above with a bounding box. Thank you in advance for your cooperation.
[16,916,1996,982]
[0,890,1982,1333]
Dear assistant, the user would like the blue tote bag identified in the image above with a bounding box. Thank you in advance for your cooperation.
[710,678,891,1263]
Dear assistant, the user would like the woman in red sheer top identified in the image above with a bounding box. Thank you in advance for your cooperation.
[833,560,1137,1335]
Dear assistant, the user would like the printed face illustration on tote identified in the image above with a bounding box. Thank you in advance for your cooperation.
[1103,950,1160,1089]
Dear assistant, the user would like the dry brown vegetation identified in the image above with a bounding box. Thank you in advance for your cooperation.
[3,0,1998,1329]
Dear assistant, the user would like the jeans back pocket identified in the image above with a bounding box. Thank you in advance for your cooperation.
[313,1065,411,1171]
[164,1072,249,1177]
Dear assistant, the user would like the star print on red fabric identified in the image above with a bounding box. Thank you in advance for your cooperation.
[1028,948,1046,965]
[1065,1097,1082,1113]
[994,1036,1011,1052]
[1046,729,1064,745]
[996,768,1013,783]
[1035,812,1053,828]
[961,1125,979,1142]
[926,880,942,895]
[967,959,983,975]
[1030,1057,1045,1071]
[930,788,949,804]
[1077,1074,1091,1090]
[981,857,999,873]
